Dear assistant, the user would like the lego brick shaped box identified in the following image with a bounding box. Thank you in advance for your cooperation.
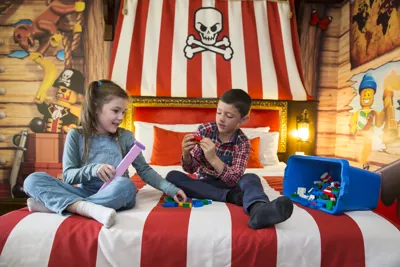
[283,155,381,215]
[25,133,66,163]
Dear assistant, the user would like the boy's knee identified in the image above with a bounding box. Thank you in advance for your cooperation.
[239,173,261,187]
[241,173,259,181]
[23,172,49,195]
[166,170,187,183]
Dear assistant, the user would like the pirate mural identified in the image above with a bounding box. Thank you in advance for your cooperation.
[13,0,85,58]
[8,0,87,134]
[349,65,400,169]
[10,0,86,105]
[184,7,234,61]
[30,69,85,133]
[3,0,88,139]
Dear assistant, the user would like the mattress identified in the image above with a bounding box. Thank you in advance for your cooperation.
[1,163,399,267]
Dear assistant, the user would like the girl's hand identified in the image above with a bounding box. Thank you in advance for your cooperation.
[97,164,116,183]
[173,189,188,203]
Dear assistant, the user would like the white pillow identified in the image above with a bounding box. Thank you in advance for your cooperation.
[244,131,280,166]
[134,121,200,162]
[241,127,270,135]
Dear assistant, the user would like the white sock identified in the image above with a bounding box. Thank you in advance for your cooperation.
[75,201,116,228]
[27,198,53,213]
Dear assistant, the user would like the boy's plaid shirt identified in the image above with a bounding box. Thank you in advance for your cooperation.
[182,122,250,187]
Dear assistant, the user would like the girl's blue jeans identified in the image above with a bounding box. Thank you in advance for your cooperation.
[24,172,136,214]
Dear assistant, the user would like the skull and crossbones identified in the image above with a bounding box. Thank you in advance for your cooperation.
[184,7,234,61]
[58,69,73,87]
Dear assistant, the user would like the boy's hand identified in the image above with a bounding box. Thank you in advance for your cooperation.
[173,189,188,203]
[97,164,116,183]
[182,134,196,159]
[199,138,217,163]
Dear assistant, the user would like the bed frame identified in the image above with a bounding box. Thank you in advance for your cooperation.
[123,96,399,224]
[122,96,288,154]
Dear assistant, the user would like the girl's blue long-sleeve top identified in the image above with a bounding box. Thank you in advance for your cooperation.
[62,128,180,197]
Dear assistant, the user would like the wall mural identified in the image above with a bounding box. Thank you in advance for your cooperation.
[9,0,86,133]
[309,8,332,31]
[348,61,400,168]
[350,0,400,69]
[0,0,89,196]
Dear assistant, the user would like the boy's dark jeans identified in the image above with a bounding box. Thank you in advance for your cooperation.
[166,171,269,214]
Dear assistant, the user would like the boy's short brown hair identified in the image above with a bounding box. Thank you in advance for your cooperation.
[219,89,252,118]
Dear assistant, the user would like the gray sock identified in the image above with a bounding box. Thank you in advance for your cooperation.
[248,196,294,229]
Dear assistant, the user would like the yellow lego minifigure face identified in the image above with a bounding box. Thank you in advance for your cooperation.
[360,88,375,108]
[56,86,77,104]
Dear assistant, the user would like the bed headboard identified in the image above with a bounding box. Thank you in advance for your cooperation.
[123,97,288,153]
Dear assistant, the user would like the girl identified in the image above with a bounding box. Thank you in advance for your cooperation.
[24,80,187,228]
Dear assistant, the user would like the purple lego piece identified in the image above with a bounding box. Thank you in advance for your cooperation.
[99,141,145,191]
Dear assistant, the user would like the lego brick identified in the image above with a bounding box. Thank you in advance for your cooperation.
[164,196,175,203]
[162,202,178,208]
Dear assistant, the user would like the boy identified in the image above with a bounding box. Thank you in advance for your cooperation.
[166,89,293,229]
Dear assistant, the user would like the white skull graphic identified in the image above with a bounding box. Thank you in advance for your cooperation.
[59,70,73,87]
[195,8,222,45]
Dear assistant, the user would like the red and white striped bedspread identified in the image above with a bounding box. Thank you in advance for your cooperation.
[1,172,400,267]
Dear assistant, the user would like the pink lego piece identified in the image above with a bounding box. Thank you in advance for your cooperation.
[99,141,145,191]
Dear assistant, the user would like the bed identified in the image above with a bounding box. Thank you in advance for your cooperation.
[1,98,400,267]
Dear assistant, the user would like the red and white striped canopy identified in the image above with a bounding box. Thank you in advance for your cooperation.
[110,0,310,100]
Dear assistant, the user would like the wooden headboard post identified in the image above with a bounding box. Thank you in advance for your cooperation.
[123,96,289,158]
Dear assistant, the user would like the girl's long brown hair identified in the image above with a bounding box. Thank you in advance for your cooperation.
[79,79,129,163]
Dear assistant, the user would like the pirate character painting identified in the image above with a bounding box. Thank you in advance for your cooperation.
[349,72,398,169]
[30,69,85,133]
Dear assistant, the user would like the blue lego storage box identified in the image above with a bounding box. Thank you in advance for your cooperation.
[283,155,381,215]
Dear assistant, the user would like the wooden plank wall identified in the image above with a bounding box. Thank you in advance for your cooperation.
[82,0,112,86]
[298,3,340,159]
[0,0,108,184]
[311,1,400,171]
[0,1,54,182]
